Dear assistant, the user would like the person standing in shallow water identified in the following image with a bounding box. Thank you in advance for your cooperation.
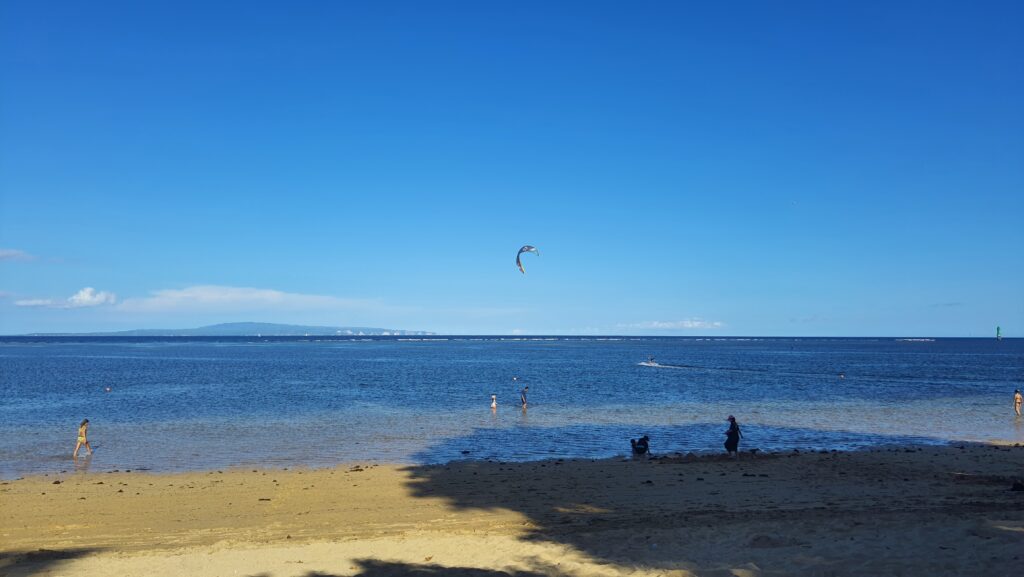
[73,419,92,458]
[1014,389,1022,417]
[724,415,742,458]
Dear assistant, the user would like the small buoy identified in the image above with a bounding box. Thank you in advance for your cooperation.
[104,387,112,393]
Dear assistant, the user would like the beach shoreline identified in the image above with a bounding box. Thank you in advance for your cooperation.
[3,442,1022,576]
[0,441,993,481]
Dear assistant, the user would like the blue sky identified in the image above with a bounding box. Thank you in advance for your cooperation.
[1,1,1021,336]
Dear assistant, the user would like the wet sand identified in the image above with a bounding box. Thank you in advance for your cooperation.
[2,444,1023,576]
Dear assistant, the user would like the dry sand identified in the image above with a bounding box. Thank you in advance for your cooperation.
[2,444,1023,576]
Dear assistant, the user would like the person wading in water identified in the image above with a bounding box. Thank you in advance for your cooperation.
[724,415,742,458]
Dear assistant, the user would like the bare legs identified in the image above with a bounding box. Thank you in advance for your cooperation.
[73,440,92,458]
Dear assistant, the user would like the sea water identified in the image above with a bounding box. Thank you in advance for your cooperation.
[0,337,1021,478]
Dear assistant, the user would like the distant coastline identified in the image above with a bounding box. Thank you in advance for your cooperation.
[19,321,435,337]
[0,332,1007,340]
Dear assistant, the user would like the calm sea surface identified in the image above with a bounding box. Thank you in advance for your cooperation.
[1,337,1021,478]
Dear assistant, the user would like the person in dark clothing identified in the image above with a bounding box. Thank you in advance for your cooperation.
[631,435,650,456]
[724,415,742,458]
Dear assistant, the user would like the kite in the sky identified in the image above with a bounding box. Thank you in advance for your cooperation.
[516,245,539,274]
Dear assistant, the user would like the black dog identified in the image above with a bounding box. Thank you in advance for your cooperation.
[630,435,650,456]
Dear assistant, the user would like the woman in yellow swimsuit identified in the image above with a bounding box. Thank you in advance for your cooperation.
[73,419,92,458]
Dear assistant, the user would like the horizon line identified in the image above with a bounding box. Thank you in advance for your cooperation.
[0,333,1014,340]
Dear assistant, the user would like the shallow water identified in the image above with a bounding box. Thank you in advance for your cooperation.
[0,337,1021,478]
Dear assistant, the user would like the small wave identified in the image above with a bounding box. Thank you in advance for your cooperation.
[637,362,690,370]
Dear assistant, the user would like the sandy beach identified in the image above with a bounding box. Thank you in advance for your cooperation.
[2,444,1023,577]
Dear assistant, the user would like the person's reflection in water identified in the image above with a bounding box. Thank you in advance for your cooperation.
[73,452,93,474]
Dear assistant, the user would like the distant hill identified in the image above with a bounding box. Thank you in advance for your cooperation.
[27,322,435,337]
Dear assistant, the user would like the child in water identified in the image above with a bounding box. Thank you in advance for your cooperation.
[73,419,92,458]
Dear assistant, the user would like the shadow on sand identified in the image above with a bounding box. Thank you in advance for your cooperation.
[394,423,1000,574]
[0,548,106,577]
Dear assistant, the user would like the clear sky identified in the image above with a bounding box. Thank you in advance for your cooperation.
[1,0,1022,336]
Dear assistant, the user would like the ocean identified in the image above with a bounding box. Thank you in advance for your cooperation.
[1,336,1021,478]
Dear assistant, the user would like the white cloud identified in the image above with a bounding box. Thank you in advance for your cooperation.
[14,298,55,308]
[0,248,35,262]
[116,285,376,313]
[619,319,725,330]
[68,287,117,307]
[15,287,117,309]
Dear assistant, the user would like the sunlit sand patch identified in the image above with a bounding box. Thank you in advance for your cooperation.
[12,535,703,577]
[987,520,1024,534]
